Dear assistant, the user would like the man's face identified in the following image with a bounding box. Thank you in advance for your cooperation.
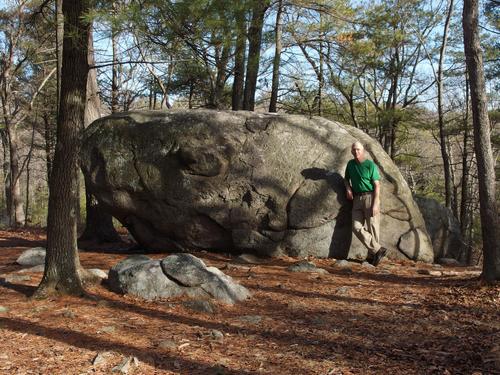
[351,144,365,161]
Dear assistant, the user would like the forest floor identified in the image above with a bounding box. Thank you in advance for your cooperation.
[0,229,499,375]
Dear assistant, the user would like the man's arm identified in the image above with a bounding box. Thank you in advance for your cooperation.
[344,178,353,201]
[371,180,380,216]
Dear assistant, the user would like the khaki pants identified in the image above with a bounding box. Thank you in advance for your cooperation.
[352,193,381,255]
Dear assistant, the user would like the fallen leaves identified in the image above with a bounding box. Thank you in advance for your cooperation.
[0,230,499,374]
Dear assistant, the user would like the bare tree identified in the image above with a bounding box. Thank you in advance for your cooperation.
[462,0,500,281]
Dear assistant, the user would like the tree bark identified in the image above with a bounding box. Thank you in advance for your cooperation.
[269,0,283,113]
[463,0,500,281]
[438,0,454,209]
[111,15,120,113]
[56,0,63,115]
[243,1,269,111]
[232,6,246,111]
[6,125,25,226]
[79,29,121,244]
[36,0,91,297]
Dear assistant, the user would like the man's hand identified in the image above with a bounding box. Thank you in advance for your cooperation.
[346,188,353,201]
[371,201,380,216]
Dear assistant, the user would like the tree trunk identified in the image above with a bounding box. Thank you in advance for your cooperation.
[438,0,454,209]
[0,130,11,220]
[6,125,25,227]
[232,6,247,111]
[269,0,283,113]
[79,29,120,244]
[111,17,120,113]
[463,0,500,281]
[243,1,268,111]
[43,112,55,182]
[35,0,91,297]
[459,76,472,263]
[56,0,63,115]
[24,121,36,224]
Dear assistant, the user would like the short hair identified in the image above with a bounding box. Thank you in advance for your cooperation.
[351,141,364,150]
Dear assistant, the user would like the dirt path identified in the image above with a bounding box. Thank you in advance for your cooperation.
[0,229,499,374]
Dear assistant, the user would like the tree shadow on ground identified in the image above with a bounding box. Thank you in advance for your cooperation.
[0,316,256,374]
[0,236,45,248]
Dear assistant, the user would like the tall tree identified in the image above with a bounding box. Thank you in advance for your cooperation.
[0,2,27,226]
[232,3,247,110]
[437,0,455,210]
[79,30,121,244]
[462,0,500,281]
[36,0,91,296]
[243,0,270,111]
[269,0,284,113]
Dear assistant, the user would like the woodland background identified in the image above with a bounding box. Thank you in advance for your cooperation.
[0,0,498,264]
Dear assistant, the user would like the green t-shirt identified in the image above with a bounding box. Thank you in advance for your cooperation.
[345,159,380,193]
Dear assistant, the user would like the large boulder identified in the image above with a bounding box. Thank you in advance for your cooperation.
[81,110,433,262]
[414,196,463,261]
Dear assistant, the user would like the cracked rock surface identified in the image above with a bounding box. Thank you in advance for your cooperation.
[108,254,250,303]
[81,110,433,262]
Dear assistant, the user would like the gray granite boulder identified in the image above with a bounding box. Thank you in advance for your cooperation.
[16,247,46,266]
[414,196,463,261]
[108,254,250,304]
[81,110,433,262]
[108,257,185,300]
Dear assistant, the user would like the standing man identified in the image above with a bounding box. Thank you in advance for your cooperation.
[344,141,387,266]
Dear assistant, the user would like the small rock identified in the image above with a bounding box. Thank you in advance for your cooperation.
[361,261,375,269]
[17,265,45,273]
[97,300,111,308]
[92,351,113,366]
[237,315,262,325]
[158,340,177,350]
[417,269,442,276]
[16,247,46,266]
[334,260,350,268]
[438,258,461,266]
[209,329,224,342]
[87,268,108,279]
[335,286,350,295]
[287,260,328,274]
[442,270,460,276]
[4,274,31,283]
[101,326,116,333]
[182,300,216,314]
[112,356,139,374]
[0,306,9,313]
[62,310,76,319]
[235,254,264,264]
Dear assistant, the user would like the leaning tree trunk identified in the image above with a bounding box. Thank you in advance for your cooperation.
[35,0,91,297]
[438,0,454,210]
[79,29,120,243]
[463,0,500,281]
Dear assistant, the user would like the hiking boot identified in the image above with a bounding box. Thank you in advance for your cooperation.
[371,247,387,266]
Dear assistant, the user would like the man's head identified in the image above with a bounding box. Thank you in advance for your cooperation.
[351,141,365,162]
